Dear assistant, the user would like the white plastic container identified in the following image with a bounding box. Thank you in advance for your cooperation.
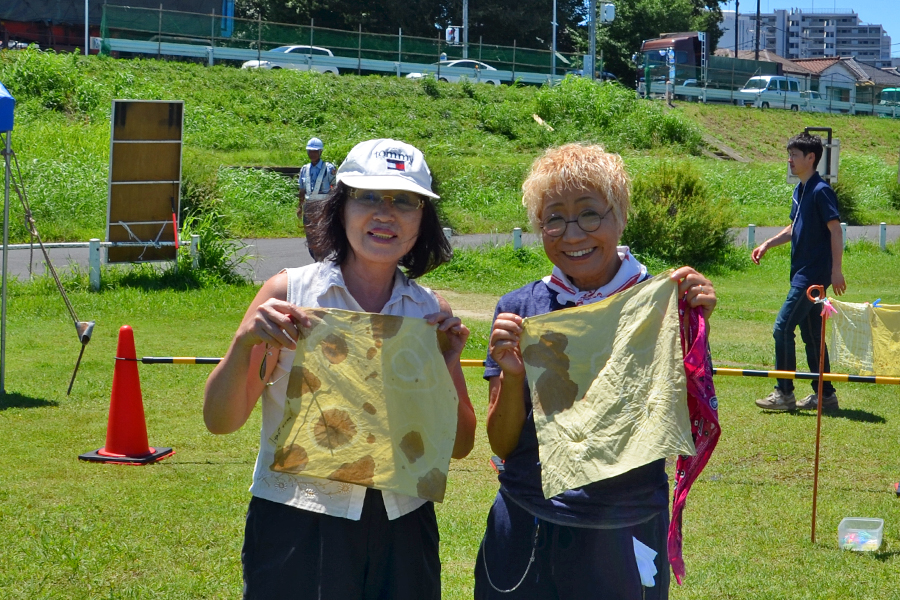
[838,517,883,551]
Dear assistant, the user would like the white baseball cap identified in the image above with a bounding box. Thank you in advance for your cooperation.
[336,138,439,199]
[306,137,324,151]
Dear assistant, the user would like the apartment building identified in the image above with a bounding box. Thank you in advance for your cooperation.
[720,9,892,68]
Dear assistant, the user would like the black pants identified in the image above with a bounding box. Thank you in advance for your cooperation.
[242,491,440,600]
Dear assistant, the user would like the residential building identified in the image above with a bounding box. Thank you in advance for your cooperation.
[719,9,892,68]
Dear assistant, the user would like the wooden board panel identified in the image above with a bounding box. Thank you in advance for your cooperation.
[107,100,183,264]
[110,142,182,182]
[112,101,183,141]
[109,183,180,222]
[107,222,176,263]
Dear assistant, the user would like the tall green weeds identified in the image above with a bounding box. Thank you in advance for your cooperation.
[534,77,703,154]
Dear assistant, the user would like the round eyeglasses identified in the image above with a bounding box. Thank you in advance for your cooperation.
[540,207,613,237]
[349,188,424,212]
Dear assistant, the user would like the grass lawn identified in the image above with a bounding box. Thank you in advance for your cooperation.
[2,241,900,598]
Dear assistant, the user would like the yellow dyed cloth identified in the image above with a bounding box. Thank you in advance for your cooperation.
[268,308,459,502]
[830,300,900,376]
[520,273,695,499]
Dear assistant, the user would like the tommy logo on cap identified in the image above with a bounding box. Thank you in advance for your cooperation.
[377,148,413,172]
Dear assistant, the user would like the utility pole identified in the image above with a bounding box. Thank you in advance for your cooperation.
[552,0,557,77]
[589,0,596,80]
[734,0,739,55]
[754,0,761,61]
[462,0,469,58]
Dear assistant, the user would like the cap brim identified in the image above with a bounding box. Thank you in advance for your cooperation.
[337,174,440,199]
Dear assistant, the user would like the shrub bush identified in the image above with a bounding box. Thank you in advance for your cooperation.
[622,161,736,267]
[830,179,864,225]
[886,180,900,211]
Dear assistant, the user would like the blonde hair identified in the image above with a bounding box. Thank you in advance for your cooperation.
[522,144,631,235]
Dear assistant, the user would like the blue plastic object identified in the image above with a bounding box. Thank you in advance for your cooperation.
[0,82,15,131]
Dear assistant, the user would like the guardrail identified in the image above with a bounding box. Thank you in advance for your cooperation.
[646,82,900,118]
[3,236,200,291]
[103,38,564,85]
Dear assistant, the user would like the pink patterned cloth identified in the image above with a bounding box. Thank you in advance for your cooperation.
[669,301,720,585]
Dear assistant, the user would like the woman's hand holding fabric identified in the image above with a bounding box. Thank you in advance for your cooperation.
[489,313,526,377]
[671,266,717,319]
[426,311,470,363]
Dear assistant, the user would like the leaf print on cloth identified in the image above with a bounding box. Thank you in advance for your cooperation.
[270,308,458,502]
[520,273,695,499]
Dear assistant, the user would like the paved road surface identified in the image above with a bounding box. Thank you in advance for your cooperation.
[2,226,898,284]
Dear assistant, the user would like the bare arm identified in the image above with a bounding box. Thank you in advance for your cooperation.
[751,224,793,264]
[485,313,527,459]
[826,219,846,295]
[429,294,476,459]
[203,273,310,434]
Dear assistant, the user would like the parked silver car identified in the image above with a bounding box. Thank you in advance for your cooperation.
[406,60,500,85]
[241,45,339,75]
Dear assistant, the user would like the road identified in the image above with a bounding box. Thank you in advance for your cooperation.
[2,226,898,284]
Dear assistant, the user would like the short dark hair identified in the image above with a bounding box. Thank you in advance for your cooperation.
[306,182,453,279]
[787,132,823,169]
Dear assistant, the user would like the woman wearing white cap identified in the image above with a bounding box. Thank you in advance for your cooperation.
[204,138,476,599]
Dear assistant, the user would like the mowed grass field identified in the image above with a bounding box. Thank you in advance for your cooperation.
[2,240,900,599]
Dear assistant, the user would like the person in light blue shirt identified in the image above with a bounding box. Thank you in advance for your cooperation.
[298,137,336,259]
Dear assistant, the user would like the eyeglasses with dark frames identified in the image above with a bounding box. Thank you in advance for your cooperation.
[349,188,424,212]
[540,207,613,237]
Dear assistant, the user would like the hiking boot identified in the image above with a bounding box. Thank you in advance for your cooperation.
[797,392,839,411]
[755,389,796,411]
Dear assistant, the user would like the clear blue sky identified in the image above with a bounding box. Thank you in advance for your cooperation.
[720,1,900,57]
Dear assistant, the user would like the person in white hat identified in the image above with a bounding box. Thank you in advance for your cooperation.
[204,138,475,599]
[297,137,336,259]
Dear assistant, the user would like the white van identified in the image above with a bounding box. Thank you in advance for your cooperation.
[739,75,802,111]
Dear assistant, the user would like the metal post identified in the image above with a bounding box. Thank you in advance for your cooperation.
[462,0,469,58]
[1,131,10,393]
[358,24,362,76]
[748,224,756,249]
[157,3,163,59]
[89,238,101,291]
[880,222,887,251]
[841,222,847,249]
[190,234,200,269]
[85,0,89,56]
[512,40,517,83]
[442,227,452,239]
[398,27,402,71]
[257,15,261,62]
[513,227,522,249]
[208,9,215,67]
[734,0,739,56]
[479,36,482,61]
[309,19,314,70]
[551,0,557,77]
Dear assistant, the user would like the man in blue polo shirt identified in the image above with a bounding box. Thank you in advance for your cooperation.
[751,132,846,412]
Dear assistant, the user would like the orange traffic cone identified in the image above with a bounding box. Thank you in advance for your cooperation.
[79,325,174,465]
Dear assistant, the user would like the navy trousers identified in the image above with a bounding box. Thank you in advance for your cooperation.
[773,285,836,396]
[474,491,670,600]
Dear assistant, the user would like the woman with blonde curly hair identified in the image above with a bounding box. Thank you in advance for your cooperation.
[475,144,717,600]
